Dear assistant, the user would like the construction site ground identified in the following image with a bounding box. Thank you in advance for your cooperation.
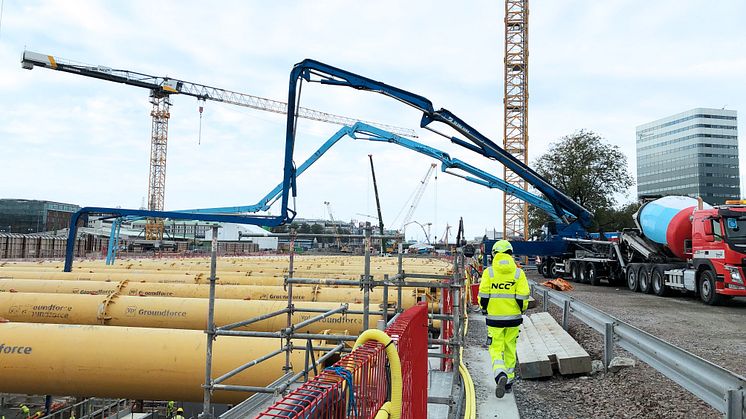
[510,271,746,418]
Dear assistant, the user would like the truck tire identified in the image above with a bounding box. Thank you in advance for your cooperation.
[638,265,653,294]
[549,260,561,279]
[571,262,582,282]
[586,262,600,286]
[568,262,576,282]
[651,266,668,297]
[699,270,724,306]
[626,263,640,292]
[538,260,550,278]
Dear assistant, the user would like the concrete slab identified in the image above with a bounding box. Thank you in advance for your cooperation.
[464,313,520,419]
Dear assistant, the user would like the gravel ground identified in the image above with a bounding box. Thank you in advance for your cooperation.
[508,271,741,418]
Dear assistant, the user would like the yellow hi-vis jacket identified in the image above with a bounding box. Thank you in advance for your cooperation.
[478,253,530,327]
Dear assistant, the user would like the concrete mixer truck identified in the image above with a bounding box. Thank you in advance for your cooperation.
[552,196,746,305]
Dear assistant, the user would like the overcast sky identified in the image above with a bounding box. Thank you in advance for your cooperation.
[1,0,745,242]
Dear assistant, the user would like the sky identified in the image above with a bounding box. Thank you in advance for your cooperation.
[1,0,745,242]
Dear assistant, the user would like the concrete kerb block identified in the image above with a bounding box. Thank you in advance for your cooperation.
[608,356,636,373]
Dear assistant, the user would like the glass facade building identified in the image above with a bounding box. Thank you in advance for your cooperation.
[636,108,740,204]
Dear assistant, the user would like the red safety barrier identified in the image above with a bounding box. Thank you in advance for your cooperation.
[256,303,428,418]
[385,303,428,419]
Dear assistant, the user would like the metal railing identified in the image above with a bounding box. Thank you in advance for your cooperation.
[531,281,746,419]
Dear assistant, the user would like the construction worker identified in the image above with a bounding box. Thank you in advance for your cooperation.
[174,407,186,419]
[479,240,530,398]
[19,404,30,418]
[166,401,175,418]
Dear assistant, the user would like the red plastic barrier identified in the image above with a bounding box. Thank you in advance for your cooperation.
[385,303,428,419]
[256,303,429,418]
[470,283,480,305]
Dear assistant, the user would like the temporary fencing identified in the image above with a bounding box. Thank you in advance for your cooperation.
[256,303,428,418]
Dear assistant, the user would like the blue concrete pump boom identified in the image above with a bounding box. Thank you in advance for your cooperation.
[282,60,594,232]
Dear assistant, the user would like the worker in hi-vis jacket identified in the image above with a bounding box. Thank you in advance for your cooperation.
[479,240,530,398]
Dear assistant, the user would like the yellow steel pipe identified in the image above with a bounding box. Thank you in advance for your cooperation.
[0,278,421,307]
[0,269,448,288]
[0,292,380,334]
[0,322,312,403]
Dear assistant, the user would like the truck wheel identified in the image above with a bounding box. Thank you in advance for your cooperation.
[571,262,582,282]
[538,260,549,278]
[699,270,724,306]
[626,263,639,292]
[568,262,576,282]
[586,262,600,286]
[651,267,668,297]
[549,260,561,279]
[638,265,653,294]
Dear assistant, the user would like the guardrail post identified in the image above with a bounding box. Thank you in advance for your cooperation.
[603,322,614,371]
[725,389,745,419]
[542,289,548,312]
[562,300,570,330]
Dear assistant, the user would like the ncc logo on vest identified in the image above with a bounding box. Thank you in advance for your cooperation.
[491,282,515,290]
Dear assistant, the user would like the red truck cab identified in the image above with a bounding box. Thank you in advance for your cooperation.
[691,200,746,302]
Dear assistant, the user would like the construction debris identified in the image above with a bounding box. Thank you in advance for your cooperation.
[541,278,574,291]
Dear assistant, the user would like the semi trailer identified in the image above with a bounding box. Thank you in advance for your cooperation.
[538,196,746,305]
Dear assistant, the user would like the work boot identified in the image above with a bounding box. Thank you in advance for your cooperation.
[495,375,507,398]
[505,382,513,393]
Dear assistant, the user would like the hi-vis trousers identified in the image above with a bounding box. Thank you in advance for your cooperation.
[487,325,520,383]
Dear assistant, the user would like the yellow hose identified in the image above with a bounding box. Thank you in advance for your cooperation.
[459,315,476,419]
[354,329,402,419]
[374,401,392,419]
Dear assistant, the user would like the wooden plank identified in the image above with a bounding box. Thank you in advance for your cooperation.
[516,317,553,378]
[529,312,591,375]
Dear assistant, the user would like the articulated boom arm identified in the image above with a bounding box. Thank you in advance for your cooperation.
[183,122,569,223]
[286,60,593,227]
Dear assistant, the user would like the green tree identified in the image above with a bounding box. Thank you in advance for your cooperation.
[310,224,324,234]
[298,223,311,234]
[528,130,635,233]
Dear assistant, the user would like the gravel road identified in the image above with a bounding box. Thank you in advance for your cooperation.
[509,271,745,418]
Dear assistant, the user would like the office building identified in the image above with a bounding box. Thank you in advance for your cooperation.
[0,199,80,233]
[636,108,740,204]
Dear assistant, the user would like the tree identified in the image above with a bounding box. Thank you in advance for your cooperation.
[528,130,635,233]
[310,224,325,234]
[298,223,311,234]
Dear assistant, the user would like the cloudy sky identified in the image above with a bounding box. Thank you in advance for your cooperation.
[1,0,745,242]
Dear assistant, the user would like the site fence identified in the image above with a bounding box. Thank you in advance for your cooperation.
[531,281,746,419]
[0,233,261,260]
[256,303,429,419]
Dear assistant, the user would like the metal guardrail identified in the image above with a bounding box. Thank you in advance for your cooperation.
[530,281,746,419]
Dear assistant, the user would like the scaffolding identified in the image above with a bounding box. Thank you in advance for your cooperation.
[199,224,469,418]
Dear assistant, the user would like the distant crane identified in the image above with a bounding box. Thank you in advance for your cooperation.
[400,164,437,240]
[21,50,416,240]
[439,224,451,245]
[323,201,342,249]
[368,154,385,254]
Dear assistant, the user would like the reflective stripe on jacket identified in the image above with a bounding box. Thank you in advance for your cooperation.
[478,253,530,327]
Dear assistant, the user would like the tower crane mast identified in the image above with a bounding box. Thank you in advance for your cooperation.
[503,0,530,239]
[21,50,416,239]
